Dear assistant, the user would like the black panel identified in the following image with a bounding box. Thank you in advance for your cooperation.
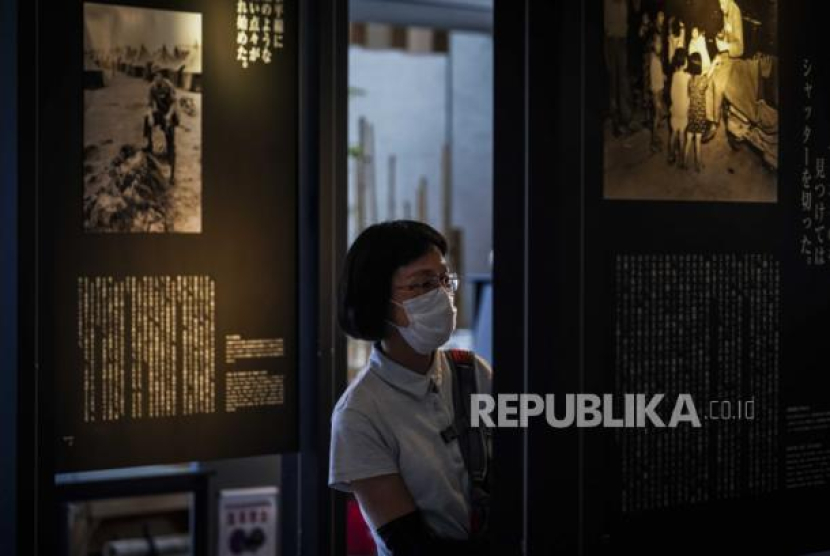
[516,0,830,554]
[35,0,299,472]
[491,0,527,553]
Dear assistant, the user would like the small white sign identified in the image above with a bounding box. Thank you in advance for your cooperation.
[218,487,278,556]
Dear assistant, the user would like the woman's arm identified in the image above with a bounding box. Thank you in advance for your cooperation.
[353,473,486,555]
[351,473,417,528]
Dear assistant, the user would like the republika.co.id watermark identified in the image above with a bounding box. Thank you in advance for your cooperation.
[471,394,756,429]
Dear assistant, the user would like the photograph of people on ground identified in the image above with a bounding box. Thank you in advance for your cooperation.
[83,3,202,232]
[603,0,778,203]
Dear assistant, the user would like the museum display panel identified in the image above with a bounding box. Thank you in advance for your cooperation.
[505,0,830,553]
[33,0,299,472]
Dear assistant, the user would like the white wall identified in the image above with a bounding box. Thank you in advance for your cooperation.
[450,31,493,279]
[348,34,493,329]
[348,45,448,241]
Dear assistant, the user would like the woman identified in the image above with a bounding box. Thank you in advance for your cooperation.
[329,220,492,556]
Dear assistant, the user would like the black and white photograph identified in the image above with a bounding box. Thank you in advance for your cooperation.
[83,3,202,232]
[603,0,778,202]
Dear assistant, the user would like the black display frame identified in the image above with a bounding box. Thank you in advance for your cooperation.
[18,0,351,553]
[508,0,830,554]
[491,0,530,552]
[16,0,312,552]
[47,0,300,473]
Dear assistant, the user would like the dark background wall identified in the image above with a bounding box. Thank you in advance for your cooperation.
[0,0,18,553]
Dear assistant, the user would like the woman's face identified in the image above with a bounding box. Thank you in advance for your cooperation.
[389,246,450,327]
[692,27,699,39]
[656,11,665,26]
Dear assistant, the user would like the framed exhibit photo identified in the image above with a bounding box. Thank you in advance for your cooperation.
[603,0,779,203]
[44,0,299,472]
[84,3,203,232]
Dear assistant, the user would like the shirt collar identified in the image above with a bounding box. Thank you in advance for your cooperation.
[369,345,443,399]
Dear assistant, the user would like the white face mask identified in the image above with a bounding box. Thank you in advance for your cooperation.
[391,287,457,355]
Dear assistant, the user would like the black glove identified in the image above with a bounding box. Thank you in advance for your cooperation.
[376,510,488,556]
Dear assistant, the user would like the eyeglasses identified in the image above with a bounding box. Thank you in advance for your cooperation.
[394,272,459,294]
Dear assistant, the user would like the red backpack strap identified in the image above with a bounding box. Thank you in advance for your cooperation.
[446,348,475,369]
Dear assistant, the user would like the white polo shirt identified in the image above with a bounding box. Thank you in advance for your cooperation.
[328,346,492,555]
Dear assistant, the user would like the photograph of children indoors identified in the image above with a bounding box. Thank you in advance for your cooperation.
[603,0,778,203]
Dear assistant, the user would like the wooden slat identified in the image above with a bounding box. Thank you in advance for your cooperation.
[407,27,433,53]
[365,22,392,49]
[349,22,367,46]
[433,29,449,53]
